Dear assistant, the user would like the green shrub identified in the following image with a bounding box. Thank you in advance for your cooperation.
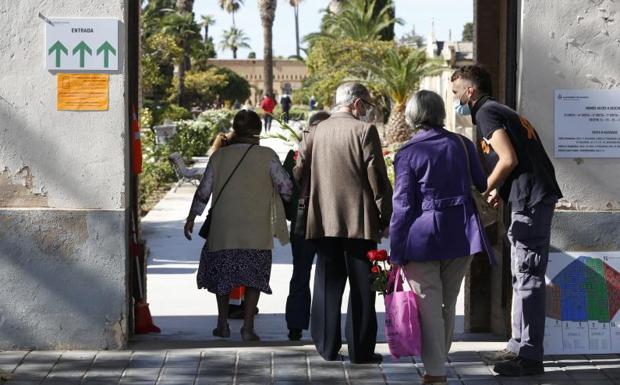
[160,104,192,122]
[139,108,235,215]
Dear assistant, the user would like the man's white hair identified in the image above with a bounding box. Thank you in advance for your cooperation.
[334,82,369,107]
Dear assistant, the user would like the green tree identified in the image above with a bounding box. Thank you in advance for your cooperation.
[200,14,216,42]
[258,0,277,96]
[289,0,304,57]
[462,22,474,42]
[248,51,256,59]
[219,27,251,59]
[162,11,201,106]
[300,37,394,107]
[219,0,244,27]
[366,47,443,143]
[306,0,403,43]
[169,66,250,108]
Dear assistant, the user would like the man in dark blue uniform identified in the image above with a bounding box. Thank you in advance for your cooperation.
[451,65,563,377]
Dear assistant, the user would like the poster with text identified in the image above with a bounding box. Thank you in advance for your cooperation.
[555,90,620,158]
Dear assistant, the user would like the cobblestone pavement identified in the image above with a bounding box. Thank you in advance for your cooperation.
[2,343,620,385]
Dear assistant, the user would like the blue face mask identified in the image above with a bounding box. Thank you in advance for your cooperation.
[454,100,471,116]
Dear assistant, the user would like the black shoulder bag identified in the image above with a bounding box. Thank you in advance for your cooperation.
[199,144,255,239]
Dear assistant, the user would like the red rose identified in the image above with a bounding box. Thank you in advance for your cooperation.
[383,150,391,156]
[293,150,299,161]
[371,265,380,273]
[367,250,379,261]
[375,250,388,261]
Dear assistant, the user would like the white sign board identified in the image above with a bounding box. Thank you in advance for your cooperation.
[544,252,620,355]
[45,18,119,71]
[555,89,620,158]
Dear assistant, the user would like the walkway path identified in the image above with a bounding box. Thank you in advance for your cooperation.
[138,121,401,343]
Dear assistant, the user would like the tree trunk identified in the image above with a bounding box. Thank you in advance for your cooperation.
[175,0,193,108]
[232,12,236,28]
[204,26,209,42]
[294,6,300,57]
[176,61,186,107]
[233,47,238,59]
[263,24,273,95]
[385,105,413,144]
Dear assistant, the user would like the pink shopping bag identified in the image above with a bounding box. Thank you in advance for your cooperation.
[384,267,422,359]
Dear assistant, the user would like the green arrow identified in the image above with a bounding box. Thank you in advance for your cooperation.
[48,41,68,68]
[96,41,117,68]
[72,41,92,68]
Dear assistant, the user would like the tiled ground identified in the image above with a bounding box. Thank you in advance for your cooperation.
[2,346,620,384]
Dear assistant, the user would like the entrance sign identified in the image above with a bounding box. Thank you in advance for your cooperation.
[555,89,620,158]
[46,18,119,71]
[544,251,620,354]
[57,74,109,111]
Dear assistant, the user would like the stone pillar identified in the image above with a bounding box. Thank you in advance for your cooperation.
[0,1,130,349]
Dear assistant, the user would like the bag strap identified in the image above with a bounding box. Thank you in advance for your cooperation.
[390,266,414,293]
[454,133,474,189]
[211,144,255,210]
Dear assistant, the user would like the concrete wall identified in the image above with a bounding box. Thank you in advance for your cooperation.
[517,0,620,251]
[0,1,129,349]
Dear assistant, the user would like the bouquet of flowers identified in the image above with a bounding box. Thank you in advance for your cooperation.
[367,249,392,295]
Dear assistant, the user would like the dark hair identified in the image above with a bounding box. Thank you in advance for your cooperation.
[233,109,261,137]
[451,65,493,96]
[308,111,331,127]
[405,90,446,129]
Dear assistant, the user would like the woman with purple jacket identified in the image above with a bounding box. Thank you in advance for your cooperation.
[390,90,495,385]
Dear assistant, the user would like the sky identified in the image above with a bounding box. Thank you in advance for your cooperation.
[194,0,473,60]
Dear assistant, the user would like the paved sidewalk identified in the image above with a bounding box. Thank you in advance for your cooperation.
[2,344,620,384]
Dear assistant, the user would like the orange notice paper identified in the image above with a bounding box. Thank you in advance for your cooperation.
[57,74,109,111]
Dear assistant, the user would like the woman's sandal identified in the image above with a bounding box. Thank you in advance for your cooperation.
[212,323,230,338]
[240,327,260,342]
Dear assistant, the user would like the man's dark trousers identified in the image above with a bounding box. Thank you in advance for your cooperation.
[285,233,317,331]
[311,237,377,362]
[507,198,555,361]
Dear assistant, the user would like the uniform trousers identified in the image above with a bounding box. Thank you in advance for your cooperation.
[506,199,555,361]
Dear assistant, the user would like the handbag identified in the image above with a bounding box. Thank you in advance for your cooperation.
[384,267,422,359]
[198,144,255,240]
[454,134,495,227]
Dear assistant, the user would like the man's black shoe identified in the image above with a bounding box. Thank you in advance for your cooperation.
[493,357,544,376]
[480,349,517,364]
[351,353,383,364]
[288,328,302,341]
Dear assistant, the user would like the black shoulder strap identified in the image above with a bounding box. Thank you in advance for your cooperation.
[211,144,255,209]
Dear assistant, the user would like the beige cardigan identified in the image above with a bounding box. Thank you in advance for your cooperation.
[207,144,289,252]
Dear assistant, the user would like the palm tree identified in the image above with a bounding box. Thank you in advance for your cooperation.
[258,0,277,96]
[219,0,244,28]
[366,47,443,144]
[219,27,251,59]
[289,0,304,58]
[307,0,403,43]
[176,0,194,12]
[162,11,201,106]
[200,15,216,42]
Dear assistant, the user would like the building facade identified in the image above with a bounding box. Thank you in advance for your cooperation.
[208,59,308,104]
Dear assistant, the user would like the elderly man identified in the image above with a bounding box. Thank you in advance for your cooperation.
[299,82,392,364]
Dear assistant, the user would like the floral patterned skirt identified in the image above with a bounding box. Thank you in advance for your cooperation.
[197,243,273,296]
